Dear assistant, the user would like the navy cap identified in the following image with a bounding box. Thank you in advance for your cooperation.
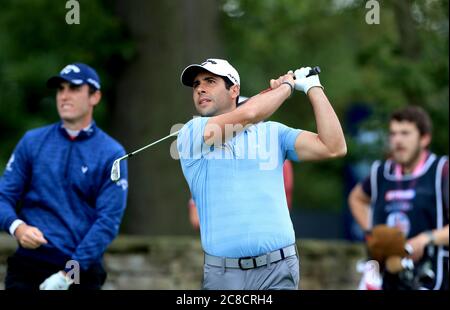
[47,63,101,90]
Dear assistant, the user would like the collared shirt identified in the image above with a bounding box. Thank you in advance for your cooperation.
[177,117,301,258]
[63,123,93,138]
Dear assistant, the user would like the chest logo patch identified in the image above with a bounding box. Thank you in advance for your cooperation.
[385,189,415,201]
[386,212,411,237]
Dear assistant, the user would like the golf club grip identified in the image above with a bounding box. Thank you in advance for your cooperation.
[307,66,321,77]
[259,66,321,94]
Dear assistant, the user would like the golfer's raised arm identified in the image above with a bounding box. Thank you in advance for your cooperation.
[204,74,294,145]
[292,67,347,161]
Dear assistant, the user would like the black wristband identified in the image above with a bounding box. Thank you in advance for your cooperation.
[281,81,294,97]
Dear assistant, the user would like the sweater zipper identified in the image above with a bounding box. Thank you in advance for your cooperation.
[64,141,74,181]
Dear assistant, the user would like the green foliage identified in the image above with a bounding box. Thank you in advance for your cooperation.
[0,0,447,215]
[0,0,134,168]
[220,0,448,210]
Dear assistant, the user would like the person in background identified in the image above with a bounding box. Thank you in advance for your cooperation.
[0,63,128,290]
[348,106,448,290]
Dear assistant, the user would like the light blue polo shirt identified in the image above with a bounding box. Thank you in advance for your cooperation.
[177,117,302,258]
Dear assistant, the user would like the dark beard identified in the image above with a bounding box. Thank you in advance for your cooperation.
[402,146,423,171]
[200,109,218,117]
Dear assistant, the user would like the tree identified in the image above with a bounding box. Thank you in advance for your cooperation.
[114,0,223,234]
[219,0,448,210]
[0,0,132,167]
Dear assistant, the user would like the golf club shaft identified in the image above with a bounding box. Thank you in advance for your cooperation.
[119,130,180,161]
[116,67,320,160]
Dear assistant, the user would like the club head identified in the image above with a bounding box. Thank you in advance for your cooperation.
[111,159,121,182]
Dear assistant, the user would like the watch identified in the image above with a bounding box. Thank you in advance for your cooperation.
[425,230,436,245]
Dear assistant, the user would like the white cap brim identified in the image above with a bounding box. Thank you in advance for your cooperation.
[180,60,240,87]
[180,64,207,87]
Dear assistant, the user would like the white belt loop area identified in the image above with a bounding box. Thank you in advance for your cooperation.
[204,244,297,270]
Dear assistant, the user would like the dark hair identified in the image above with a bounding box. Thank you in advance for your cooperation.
[88,84,99,95]
[222,76,233,90]
[220,76,239,106]
[59,82,98,95]
[390,106,432,136]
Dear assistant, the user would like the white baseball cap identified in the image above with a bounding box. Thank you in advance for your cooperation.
[180,58,240,87]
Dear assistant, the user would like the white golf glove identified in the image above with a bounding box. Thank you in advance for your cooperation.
[293,66,323,94]
[39,271,72,290]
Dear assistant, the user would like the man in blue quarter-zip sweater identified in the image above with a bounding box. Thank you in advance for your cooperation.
[0,63,128,290]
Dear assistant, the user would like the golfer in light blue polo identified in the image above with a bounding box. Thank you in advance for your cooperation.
[177,58,347,290]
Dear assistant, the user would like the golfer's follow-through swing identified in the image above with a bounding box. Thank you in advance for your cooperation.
[110,66,321,182]
[176,58,345,290]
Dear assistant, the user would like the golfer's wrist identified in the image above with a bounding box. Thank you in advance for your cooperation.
[305,85,324,96]
[9,219,25,236]
[281,81,294,97]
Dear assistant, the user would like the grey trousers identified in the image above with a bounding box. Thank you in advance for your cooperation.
[202,255,299,290]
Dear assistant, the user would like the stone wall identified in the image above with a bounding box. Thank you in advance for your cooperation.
[0,234,365,290]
